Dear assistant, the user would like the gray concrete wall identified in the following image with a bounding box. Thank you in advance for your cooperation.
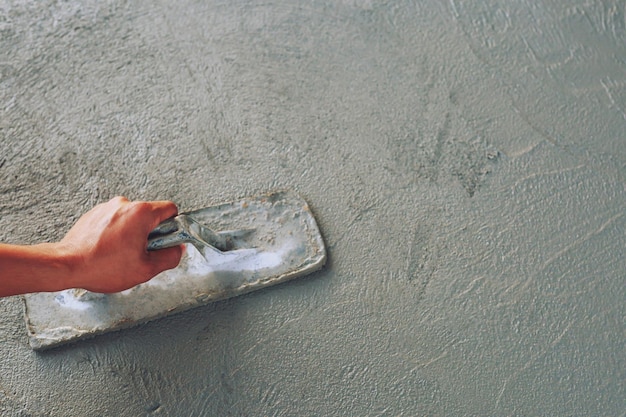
[1,1,624,415]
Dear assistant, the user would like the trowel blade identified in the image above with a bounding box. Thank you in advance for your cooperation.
[23,190,326,351]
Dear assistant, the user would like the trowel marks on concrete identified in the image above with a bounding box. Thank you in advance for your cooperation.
[0,0,625,415]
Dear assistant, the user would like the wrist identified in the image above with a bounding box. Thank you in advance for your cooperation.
[25,242,79,292]
[43,242,83,291]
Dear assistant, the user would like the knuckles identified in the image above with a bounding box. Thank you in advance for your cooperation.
[127,201,151,216]
[126,200,178,219]
[109,196,130,205]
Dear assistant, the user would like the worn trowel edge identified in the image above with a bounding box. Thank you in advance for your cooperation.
[23,190,326,351]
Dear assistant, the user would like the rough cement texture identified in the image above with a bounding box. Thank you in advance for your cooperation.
[1,0,624,415]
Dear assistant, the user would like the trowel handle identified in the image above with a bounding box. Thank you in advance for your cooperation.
[147,217,192,251]
[147,215,254,253]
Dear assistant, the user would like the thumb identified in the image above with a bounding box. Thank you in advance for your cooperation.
[147,245,183,276]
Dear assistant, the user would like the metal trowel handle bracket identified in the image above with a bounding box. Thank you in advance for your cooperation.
[147,214,254,254]
[147,216,199,252]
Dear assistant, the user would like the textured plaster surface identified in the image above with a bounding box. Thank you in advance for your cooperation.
[1,0,624,415]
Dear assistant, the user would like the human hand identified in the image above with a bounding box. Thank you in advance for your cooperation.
[58,197,183,293]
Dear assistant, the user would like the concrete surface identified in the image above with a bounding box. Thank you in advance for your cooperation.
[1,0,624,415]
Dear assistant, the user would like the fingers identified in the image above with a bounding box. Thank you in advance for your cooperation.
[148,200,179,222]
[118,199,179,232]
[147,245,183,276]
[147,202,178,237]
[137,200,179,231]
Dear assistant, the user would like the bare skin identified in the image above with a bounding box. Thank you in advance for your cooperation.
[0,197,183,296]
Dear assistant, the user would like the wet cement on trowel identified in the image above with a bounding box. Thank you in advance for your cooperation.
[1,1,624,415]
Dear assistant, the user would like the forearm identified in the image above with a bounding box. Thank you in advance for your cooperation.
[0,243,76,296]
[0,197,182,297]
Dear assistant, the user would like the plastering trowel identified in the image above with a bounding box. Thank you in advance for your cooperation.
[23,190,326,351]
